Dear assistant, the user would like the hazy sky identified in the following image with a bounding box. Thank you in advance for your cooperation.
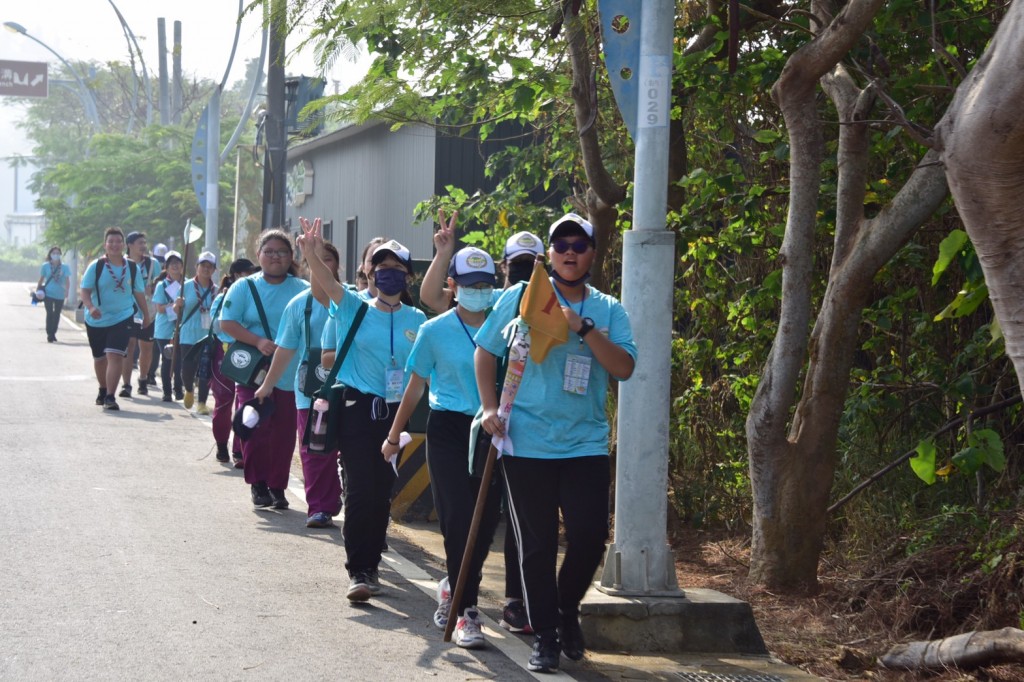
[0,0,366,157]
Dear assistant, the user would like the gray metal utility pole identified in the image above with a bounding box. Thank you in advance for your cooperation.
[172,21,183,125]
[599,0,680,596]
[157,18,169,125]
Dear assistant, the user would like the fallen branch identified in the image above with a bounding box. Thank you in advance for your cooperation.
[880,627,1024,671]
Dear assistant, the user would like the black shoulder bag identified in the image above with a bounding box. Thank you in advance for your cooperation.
[302,301,368,453]
[218,280,274,388]
[297,292,326,398]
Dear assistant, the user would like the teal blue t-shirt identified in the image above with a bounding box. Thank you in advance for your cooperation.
[178,278,217,345]
[80,258,146,328]
[474,282,638,460]
[39,262,71,299]
[323,290,426,399]
[406,308,484,415]
[220,272,310,391]
[152,278,182,340]
[210,292,233,343]
[276,291,330,409]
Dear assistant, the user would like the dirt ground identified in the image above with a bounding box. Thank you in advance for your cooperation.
[671,529,1024,682]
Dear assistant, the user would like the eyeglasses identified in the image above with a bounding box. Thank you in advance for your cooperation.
[551,239,592,255]
[261,249,291,259]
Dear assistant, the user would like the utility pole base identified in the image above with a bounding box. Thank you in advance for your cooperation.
[580,585,767,654]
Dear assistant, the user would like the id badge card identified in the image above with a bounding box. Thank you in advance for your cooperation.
[385,366,404,402]
[201,311,212,330]
[563,354,592,395]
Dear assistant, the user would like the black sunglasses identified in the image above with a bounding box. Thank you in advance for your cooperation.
[551,239,592,254]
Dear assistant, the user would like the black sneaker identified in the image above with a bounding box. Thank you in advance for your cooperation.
[347,572,372,602]
[174,388,184,401]
[269,488,289,510]
[500,599,533,633]
[162,393,173,403]
[528,631,560,673]
[118,384,132,398]
[251,482,272,508]
[95,387,107,406]
[215,443,230,463]
[137,380,148,396]
[367,568,382,595]
[103,395,120,411]
[559,611,585,661]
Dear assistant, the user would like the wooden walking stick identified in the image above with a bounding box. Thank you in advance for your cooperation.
[169,220,204,372]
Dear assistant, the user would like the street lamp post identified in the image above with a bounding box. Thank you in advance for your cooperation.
[3,21,101,129]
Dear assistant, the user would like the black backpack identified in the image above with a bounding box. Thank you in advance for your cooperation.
[93,257,139,306]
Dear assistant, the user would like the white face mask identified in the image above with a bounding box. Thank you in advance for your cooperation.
[457,286,494,313]
[50,252,61,262]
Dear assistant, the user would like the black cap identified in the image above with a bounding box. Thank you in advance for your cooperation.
[232,397,276,441]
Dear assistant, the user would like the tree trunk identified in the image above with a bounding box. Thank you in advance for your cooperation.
[938,0,1024,393]
[747,0,951,590]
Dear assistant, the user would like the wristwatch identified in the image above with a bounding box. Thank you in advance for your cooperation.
[578,317,595,338]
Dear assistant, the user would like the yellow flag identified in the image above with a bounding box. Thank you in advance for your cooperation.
[519,258,568,363]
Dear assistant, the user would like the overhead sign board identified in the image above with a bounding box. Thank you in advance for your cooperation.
[0,60,48,98]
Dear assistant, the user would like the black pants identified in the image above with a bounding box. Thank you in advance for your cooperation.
[154,339,183,396]
[180,343,210,402]
[501,455,610,635]
[426,410,501,614]
[43,298,64,339]
[337,388,397,576]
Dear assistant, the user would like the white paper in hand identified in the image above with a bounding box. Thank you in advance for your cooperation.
[388,431,413,475]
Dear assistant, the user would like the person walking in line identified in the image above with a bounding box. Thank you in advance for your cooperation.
[119,231,162,397]
[179,251,218,413]
[417,212,544,634]
[474,213,637,673]
[79,227,151,411]
[299,221,426,603]
[219,230,309,510]
[37,245,72,343]
[255,235,343,528]
[209,258,258,466]
[152,251,186,403]
[382,246,502,648]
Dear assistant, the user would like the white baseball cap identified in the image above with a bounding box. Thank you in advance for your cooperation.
[504,231,544,261]
[371,240,413,271]
[164,250,183,263]
[197,251,217,266]
[448,247,496,286]
[548,213,595,243]
[152,243,169,259]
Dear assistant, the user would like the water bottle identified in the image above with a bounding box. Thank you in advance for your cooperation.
[196,342,212,381]
[309,398,330,452]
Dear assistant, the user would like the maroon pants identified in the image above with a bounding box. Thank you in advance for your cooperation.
[296,408,342,516]
[209,343,242,454]
[235,385,297,489]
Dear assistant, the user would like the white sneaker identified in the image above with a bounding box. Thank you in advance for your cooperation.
[433,577,451,629]
[454,608,485,649]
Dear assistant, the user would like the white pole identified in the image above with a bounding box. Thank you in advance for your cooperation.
[600,0,680,596]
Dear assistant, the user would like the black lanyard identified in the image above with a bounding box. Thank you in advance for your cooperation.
[454,310,478,349]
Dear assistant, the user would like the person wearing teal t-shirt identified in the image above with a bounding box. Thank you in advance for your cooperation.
[255,242,343,529]
[382,246,501,649]
[152,252,187,402]
[300,218,427,604]
[208,258,259,467]
[118,231,162,398]
[179,251,218,414]
[80,227,152,411]
[220,230,310,512]
[474,213,637,673]
[36,245,72,343]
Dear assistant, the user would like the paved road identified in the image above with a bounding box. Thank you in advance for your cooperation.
[0,282,538,681]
